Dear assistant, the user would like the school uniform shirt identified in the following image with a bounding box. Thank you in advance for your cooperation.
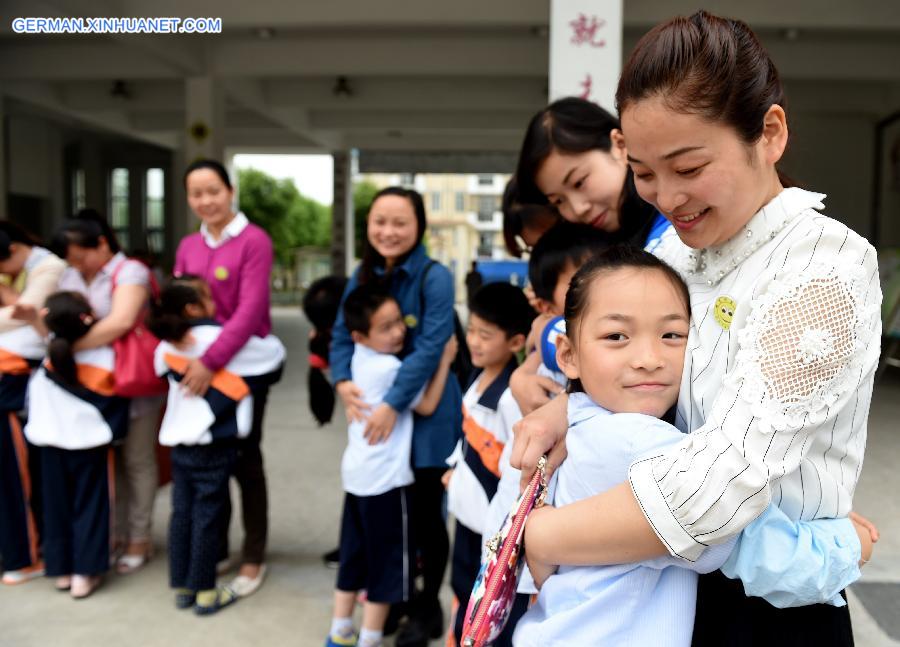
[154,322,285,447]
[447,360,518,534]
[478,388,540,596]
[24,346,128,450]
[629,188,881,561]
[342,343,426,497]
[514,393,736,647]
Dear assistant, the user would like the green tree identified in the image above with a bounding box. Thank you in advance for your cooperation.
[352,180,379,258]
[237,168,331,264]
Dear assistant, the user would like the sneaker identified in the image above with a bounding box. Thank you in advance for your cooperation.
[1,563,45,585]
[194,586,238,616]
[324,629,358,647]
[229,563,267,598]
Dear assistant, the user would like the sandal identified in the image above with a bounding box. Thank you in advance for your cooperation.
[70,574,101,599]
[194,585,238,616]
[175,588,196,610]
[116,543,152,574]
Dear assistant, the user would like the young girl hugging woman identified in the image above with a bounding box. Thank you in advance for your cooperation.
[148,276,285,615]
[24,292,129,599]
[513,11,880,645]
[515,247,868,646]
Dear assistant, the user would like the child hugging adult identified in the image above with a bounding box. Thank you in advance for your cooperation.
[330,187,462,646]
[512,11,880,646]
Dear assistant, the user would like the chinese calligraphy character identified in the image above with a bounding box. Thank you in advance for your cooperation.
[570,13,606,48]
[579,74,592,100]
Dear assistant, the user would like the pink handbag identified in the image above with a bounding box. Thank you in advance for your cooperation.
[461,456,548,647]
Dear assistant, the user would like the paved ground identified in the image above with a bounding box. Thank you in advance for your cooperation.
[1,307,899,646]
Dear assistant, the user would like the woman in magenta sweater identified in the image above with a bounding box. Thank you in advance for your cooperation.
[174,159,274,597]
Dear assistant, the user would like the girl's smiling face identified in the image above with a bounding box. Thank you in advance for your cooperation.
[556,266,689,418]
[622,96,787,249]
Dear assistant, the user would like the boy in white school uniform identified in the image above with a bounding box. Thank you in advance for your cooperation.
[327,284,456,647]
[444,282,536,646]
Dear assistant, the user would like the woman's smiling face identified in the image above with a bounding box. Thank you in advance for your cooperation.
[622,96,787,249]
[366,194,419,266]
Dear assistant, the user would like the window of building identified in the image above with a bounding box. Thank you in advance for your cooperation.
[431,192,441,211]
[455,192,465,212]
[72,169,86,212]
[399,173,415,187]
[109,168,129,249]
[477,174,493,186]
[478,232,493,257]
[145,168,165,254]
[477,195,495,221]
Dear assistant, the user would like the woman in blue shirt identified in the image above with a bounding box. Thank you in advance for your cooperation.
[331,187,461,644]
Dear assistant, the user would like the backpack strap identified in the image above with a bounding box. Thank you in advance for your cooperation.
[418,259,438,315]
[111,258,159,299]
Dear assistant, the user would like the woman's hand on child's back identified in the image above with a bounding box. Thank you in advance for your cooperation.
[441,336,458,365]
[336,380,367,422]
[181,358,214,396]
[850,511,878,566]
[512,393,569,491]
[10,302,38,322]
[364,403,398,445]
[510,353,564,416]
[441,468,454,490]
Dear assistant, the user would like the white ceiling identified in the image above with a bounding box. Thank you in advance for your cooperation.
[2,0,899,164]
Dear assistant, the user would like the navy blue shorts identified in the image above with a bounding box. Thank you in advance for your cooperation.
[336,486,414,603]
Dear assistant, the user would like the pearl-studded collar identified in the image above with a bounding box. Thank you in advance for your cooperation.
[681,188,827,287]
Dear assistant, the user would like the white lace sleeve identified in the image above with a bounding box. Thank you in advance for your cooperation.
[630,234,881,561]
[737,256,878,433]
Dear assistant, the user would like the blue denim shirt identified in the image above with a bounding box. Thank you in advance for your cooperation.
[330,244,462,468]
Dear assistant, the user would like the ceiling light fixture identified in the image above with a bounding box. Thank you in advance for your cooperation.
[333,76,353,99]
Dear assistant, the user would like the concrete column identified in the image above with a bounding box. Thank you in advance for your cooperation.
[182,77,225,235]
[0,94,7,220]
[331,150,355,277]
[81,140,105,216]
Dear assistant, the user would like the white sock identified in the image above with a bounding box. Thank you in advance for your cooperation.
[358,627,383,647]
[330,616,354,638]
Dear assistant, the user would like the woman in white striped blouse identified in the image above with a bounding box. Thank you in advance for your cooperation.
[512,11,878,646]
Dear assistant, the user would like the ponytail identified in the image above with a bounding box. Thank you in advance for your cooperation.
[47,337,78,386]
[43,291,96,388]
[147,275,206,342]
